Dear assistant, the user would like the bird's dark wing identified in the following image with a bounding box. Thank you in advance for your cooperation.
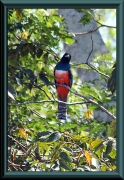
[68,68,73,88]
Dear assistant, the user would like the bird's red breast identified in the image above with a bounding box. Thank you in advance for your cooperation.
[55,70,70,100]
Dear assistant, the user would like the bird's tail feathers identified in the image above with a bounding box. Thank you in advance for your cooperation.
[57,97,67,120]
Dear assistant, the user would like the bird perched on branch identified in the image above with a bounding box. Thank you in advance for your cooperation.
[54,53,73,120]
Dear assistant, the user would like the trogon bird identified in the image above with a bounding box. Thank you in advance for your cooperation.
[54,53,73,120]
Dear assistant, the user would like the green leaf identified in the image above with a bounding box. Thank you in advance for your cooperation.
[106,120,116,137]
[37,48,43,58]
[59,159,72,171]
[36,142,50,155]
[51,142,63,162]
[64,123,77,130]
[23,68,35,79]
[34,146,41,160]
[60,151,72,163]
[79,12,93,25]
[15,71,23,85]
[91,139,103,151]
[38,131,52,138]
[62,147,73,154]
[45,131,61,142]
[39,72,50,86]
[109,148,116,159]
[8,84,17,100]
[105,140,113,155]
[16,77,23,86]
[65,37,75,45]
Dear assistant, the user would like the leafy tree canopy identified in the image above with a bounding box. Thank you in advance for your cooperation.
[8,9,116,172]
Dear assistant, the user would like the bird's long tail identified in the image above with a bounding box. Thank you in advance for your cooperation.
[57,97,67,120]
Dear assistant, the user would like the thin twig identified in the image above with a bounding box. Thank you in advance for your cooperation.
[8,135,27,152]
[8,100,89,106]
[8,160,26,167]
[87,63,110,78]
[28,106,46,119]
[72,25,102,36]
[72,24,116,36]
[93,17,116,29]
[86,33,93,64]
[33,84,51,100]
[71,62,110,78]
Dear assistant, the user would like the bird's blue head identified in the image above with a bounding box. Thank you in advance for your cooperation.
[61,53,71,64]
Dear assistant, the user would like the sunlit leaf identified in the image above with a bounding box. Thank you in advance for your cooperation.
[8,84,17,100]
[65,37,75,45]
[90,139,103,151]
[84,109,93,119]
[80,131,89,137]
[109,148,116,159]
[91,157,100,170]
[21,31,29,40]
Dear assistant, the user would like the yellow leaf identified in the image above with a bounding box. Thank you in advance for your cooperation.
[19,128,27,139]
[21,31,29,40]
[84,109,93,119]
[84,150,92,165]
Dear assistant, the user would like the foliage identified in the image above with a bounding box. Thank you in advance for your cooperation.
[107,63,116,94]
[8,9,116,172]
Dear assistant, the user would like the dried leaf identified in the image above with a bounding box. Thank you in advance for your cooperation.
[13,149,18,161]
[84,150,92,165]
[19,128,27,139]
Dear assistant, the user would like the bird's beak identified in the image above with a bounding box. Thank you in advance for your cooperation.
[65,54,70,58]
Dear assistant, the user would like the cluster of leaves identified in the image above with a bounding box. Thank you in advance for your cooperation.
[8,9,116,172]
[8,120,116,172]
[75,9,93,25]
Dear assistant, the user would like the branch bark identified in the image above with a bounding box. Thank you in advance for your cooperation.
[8,83,116,120]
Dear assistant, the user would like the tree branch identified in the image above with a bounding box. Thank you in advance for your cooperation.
[55,84,116,120]
[8,99,89,106]
[8,83,116,120]
[72,22,116,37]
[86,63,110,78]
